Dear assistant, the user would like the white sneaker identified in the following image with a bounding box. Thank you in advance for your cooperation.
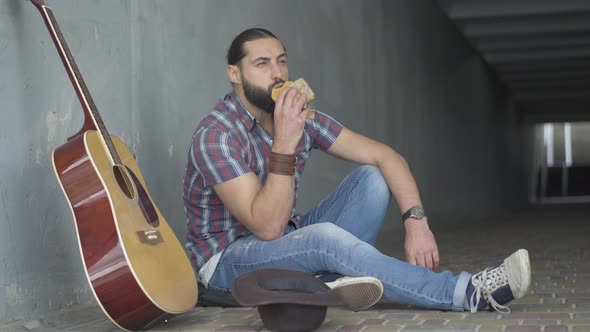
[469,249,531,313]
[324,276,384,311]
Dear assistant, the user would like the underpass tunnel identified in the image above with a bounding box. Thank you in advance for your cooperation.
[0,1,589,330]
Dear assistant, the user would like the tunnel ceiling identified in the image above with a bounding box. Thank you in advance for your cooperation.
[437,0,590,123]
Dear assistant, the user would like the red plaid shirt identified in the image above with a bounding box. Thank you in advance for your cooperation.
[183,92,343,269]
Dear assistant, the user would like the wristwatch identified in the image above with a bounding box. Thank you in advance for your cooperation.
[402,206,426,222]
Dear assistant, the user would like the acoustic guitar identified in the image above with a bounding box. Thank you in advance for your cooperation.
[29,1,198,330]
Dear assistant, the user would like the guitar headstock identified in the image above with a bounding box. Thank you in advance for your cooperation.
[29,0,47,9]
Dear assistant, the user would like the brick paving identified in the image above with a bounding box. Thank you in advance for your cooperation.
[3,204,590,331]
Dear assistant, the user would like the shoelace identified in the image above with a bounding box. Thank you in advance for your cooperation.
[469,264,511,314]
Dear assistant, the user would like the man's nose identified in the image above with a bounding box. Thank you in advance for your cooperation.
[270,63,282,79]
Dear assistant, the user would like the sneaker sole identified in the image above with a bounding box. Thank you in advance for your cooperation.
[504,249,531,299]
[329,277,384,311]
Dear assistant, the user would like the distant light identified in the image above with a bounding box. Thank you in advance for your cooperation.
[564,123,572,167]
[544,123,554,167]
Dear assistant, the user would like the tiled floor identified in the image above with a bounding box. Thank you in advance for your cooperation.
[3,203,590,332]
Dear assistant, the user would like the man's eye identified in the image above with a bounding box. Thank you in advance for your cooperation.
[256,62,267,67]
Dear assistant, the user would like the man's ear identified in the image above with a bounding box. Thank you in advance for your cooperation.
[227,65,242,84]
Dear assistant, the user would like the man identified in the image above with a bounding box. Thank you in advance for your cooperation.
[183,28,531,313]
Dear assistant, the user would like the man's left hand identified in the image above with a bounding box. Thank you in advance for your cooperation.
[404,218,440,270]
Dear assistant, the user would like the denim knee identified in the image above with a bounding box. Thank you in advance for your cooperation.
[302,223,360,246]
[352,165,391,203]
[298,223,381,270]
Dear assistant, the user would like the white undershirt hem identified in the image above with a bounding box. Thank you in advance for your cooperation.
[198,249,224,289]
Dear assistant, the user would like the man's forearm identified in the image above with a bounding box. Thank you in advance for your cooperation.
[249,173,295,240]
[376,148,424,220]
[248,130,300,240]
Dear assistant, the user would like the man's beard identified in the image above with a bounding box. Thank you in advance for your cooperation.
[242,76,282,114]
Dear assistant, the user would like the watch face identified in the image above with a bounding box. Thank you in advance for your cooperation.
[410,206,425,218]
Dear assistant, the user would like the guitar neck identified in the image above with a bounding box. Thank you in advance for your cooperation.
[33,2,123,165]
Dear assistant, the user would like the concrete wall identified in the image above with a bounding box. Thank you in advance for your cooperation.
[0,0,530,321]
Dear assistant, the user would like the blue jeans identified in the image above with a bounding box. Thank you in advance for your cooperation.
[207,165,471,311]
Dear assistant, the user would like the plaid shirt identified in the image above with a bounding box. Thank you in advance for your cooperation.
[183,91,343,270]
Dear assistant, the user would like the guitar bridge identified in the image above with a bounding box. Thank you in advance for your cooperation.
[137,230,163,245]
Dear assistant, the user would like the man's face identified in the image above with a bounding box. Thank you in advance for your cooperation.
[238,38,289,114]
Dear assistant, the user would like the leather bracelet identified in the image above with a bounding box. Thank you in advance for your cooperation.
[268,163,296,176]
[270,152,297,162]
[269,152,297,176]
[269,164,296,176]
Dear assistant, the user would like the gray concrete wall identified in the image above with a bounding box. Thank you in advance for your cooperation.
[0,0,531,321]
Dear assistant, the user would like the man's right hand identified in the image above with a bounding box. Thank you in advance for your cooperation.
[272,87,310,153]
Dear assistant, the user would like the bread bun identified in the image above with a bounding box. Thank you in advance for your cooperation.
[271,78,315,102]
[271,78,316,119]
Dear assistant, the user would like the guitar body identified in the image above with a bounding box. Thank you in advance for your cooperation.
[52,131,198,331]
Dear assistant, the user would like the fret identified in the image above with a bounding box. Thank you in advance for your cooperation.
[44,6,122,165]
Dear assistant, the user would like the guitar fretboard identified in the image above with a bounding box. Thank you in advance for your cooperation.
[42,5,123,165]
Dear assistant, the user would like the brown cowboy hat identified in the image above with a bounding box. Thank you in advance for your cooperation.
[230,269,345,332]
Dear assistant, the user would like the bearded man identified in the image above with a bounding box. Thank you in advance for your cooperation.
[183,28,531,313]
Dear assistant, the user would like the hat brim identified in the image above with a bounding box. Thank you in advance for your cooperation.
[230,269,344,307]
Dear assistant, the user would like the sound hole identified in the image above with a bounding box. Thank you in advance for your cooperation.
[126,166,160,227]
[113,165,135,199]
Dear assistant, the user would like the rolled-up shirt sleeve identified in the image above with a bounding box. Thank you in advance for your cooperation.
[308,111,344,151]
